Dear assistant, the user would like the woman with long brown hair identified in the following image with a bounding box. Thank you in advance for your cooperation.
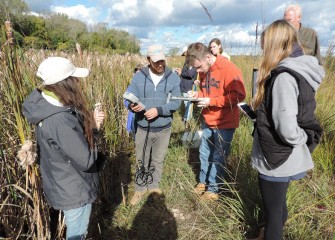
[251,20,324,239]
[208,38,231,61]
[23,57,105,240]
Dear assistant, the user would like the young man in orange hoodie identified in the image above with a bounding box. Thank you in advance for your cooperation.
[186,42,246,200]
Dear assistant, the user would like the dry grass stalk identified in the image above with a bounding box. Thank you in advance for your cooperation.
[4,21,14,45]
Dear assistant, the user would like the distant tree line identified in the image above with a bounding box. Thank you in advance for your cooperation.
[0,0,140,54]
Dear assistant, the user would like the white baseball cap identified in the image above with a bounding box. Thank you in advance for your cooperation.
[37,57,89,85]
[181,46,188,56]
[147,44,165,62]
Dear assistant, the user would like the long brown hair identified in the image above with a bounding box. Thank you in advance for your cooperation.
[42,76,95,148]
[208,38,223,54]
[253,20,298,109]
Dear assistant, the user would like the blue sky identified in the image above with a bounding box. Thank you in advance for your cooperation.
[25,0,335,56]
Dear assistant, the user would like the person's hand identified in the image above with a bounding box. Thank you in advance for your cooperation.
[144,108,158,120]
[194,79,200,86]
[174,68,182,75]
[187,90,198,98]
[94,107,105,130]
[130,103,144,112]
[197,98,210,107]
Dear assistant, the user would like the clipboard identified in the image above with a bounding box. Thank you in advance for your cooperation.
[171,96,201,102]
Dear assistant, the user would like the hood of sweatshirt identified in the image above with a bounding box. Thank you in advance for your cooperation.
[23,89,73,125]
[278,55,325,91]
[210,54,230,72]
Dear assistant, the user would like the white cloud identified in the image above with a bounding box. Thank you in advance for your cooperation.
[51,5,100,25]
[25,0,335,55]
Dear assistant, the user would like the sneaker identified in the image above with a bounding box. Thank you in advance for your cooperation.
[129,191,147,206]
[148,188,163,195]
[194,183,206,195]
[200,191,219,201]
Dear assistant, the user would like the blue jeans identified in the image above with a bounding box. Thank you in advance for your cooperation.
[199,125,235,193]
[63,203,92,240]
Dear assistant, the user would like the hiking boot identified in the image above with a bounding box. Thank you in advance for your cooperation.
[148,188,165,201]
[200,191,219,201]
[247,227,264,240]
[194,183,206,195]
[129,191,146,206]
[148,188,163,195]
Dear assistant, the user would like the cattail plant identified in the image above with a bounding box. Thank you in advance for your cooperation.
[0,21,51,239]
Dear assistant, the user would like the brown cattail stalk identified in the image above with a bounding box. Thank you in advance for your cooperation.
[5,21,14,45]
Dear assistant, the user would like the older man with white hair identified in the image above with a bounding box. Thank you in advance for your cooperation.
[284,4,323,65]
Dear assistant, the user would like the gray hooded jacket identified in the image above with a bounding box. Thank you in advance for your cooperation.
[127,66,181,129]
[23,89,99,210]
[252,55,325,177]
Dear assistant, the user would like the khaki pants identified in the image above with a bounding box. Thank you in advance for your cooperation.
[134,127,171,191]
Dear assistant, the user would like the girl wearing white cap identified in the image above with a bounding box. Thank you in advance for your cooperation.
[23,57,105,240]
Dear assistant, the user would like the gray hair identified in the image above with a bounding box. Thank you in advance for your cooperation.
[285,4,302,18]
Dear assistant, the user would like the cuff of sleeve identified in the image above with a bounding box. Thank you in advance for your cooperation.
[156,107,163,115]
[93,128,99,142]
[93,128,99,134]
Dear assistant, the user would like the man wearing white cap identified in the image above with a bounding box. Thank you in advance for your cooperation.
[125,44,181,205]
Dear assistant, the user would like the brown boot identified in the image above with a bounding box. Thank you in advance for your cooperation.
[247,227,264,240]
[194,183,206,195]
[200,191,219,201]
[148,188,163,195]
[129,191,147,206]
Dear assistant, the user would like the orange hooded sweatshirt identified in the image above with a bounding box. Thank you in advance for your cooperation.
[198,55,246,129]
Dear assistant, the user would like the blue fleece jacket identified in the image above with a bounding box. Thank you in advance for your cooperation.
[127,66,181,129]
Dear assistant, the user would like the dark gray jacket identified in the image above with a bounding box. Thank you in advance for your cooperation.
[180,63,197,93]
[23,89,99,210]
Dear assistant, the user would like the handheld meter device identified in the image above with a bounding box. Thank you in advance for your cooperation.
[123,92,145,109]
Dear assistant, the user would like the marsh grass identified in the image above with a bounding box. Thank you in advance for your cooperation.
[1,33,335,239]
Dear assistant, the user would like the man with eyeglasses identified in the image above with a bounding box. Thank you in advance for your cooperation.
[186,42,246,200]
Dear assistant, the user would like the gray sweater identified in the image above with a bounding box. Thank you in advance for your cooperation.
[252,55,325,177]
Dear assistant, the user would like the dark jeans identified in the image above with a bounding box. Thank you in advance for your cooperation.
[259,177,289,240]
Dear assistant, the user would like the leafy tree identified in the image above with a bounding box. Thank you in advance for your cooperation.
[0,2,140,54]
[0,0,29,24]
[168,47,180,56]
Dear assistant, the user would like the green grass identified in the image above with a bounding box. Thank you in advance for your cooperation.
[1,42,335,239]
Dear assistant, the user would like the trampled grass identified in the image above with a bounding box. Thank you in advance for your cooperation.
[1,38,335,240]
